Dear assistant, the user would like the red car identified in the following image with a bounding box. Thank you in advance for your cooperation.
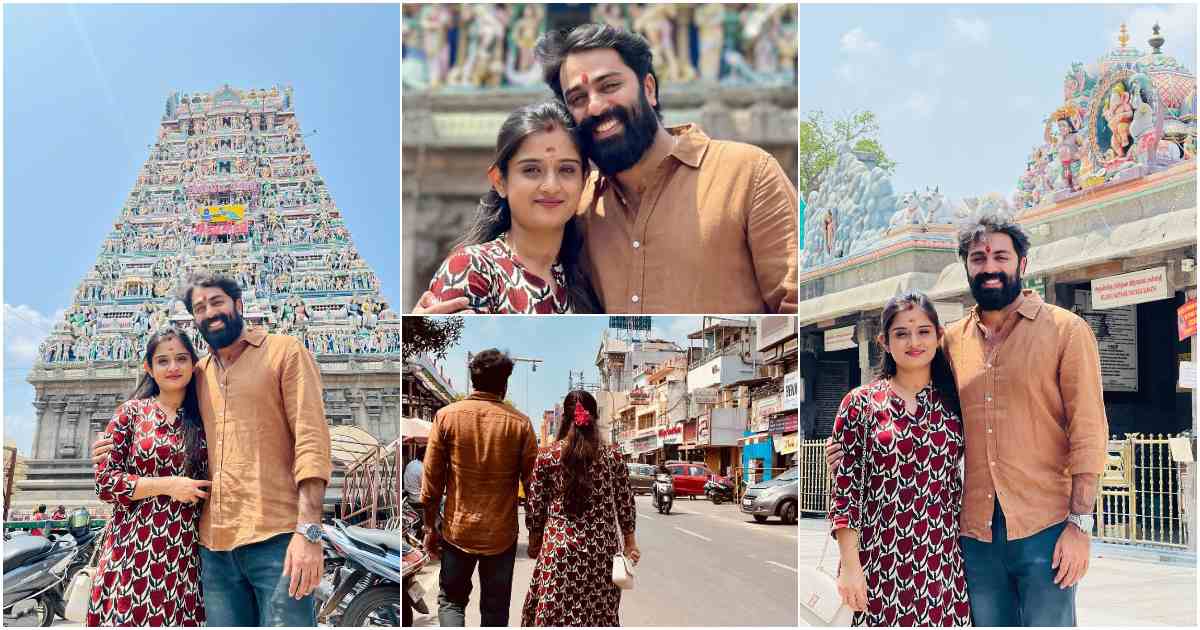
[664,461,726,497]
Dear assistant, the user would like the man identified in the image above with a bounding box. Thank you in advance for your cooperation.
[94,272,331,627]
[418,23,797,314]
[421,349,538,627]
[827,215,1108,626]
[403,447,425,500]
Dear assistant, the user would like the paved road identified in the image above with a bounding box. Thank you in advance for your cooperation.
[796,516,1198,626]
[411,493,799,626]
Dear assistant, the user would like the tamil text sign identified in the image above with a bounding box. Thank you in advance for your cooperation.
[1091,267,1170,310]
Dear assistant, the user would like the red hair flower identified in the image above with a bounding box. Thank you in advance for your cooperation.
[573,403,592,427]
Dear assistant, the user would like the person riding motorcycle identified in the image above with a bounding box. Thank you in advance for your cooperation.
[651,463,674,506]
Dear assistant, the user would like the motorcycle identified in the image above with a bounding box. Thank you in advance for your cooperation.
[402,543,430,626]
[3,533,83,626]
[315,520,404,627]
[652,473,674,515]
[401,494,424,548]
[704,477,735,505]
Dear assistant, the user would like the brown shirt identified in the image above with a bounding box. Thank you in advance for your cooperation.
[578,124,798,314]
[421,391,538,555]
[196,327,333,551]
[943,290,1109,542]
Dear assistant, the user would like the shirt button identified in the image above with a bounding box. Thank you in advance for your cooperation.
[987,428,993,433]
[990,461,996,466]
[987,493,993,499]
[985,395,992,402]
[632,240,641,249]
[631,295,640,303]
[986,364,992,369]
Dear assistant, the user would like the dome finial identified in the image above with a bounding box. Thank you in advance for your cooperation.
[1148,22,1165,54]
[1118,23,1130,49]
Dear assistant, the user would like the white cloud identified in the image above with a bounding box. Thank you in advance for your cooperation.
[902,90,942,119]
[908,51,949,78]
[4,304,63,367]
[951,17,992,45]
[840,27,882,54]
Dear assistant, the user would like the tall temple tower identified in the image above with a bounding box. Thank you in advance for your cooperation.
[15,85,400,512]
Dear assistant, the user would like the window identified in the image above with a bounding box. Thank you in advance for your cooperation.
[260,115,268,131]
[222,116,232,128]
[689,466,707,477]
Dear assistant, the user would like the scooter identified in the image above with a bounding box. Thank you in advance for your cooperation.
[2,533,82,626]
[314,520,404,627]
[652,473,674,515]
[704,477,735,505]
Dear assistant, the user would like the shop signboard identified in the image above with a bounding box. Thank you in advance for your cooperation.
[628,387,651,405]
[768,412,798,434]
[782,371,800,408]
[692,388,718,405]
[1076,290,1138,392]
[658,423,683,445]
[825,326,857,352]
[773,433,799,455]
[1091,267,1171,310]
[698,414,710,445]
[1179,298,1197,342]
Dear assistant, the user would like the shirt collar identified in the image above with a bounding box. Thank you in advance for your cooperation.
[468,391,503,402]
[969,289,1044,330]
[586,123,712,207]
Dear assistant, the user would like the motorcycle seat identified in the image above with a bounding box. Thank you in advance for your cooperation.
[3,535,52,573]
[343,526,403,554]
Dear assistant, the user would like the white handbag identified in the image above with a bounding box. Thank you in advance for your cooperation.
[610,479,635,590]
[799,535,854,626]
[64,523,109,623]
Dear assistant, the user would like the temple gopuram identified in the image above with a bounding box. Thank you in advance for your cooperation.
[402,3,798,309]
[795,26,1196,550]
[14,85,401,513]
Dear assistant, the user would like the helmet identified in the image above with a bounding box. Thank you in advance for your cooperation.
[67,507,91,538]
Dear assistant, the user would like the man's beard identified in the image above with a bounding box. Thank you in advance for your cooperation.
[578,90,660,176]
[969,270,1024,311]
[198,311,245,349]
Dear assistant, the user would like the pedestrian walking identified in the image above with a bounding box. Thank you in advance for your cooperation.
[421,349,538,627]
[521,390,640,627]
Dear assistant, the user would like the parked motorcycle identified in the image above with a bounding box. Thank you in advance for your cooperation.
[401,494,424,548]
[3,533,82,626]
[315,520,404,626]
[652,473,675,515]
[704,477,736,505]
[402,543,430,626]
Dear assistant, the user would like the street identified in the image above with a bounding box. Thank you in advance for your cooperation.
[795,517,1198,626]
[410,493,799,627]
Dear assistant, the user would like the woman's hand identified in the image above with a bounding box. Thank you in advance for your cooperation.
[624,538,641,565]
[166,477,212,504]
[837,560,868,612]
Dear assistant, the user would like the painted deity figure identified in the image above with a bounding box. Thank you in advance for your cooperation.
[507,4,545,84]
[592,4,629,30]
[1045,113,1084,191]
[694,4,726,82]
[823,209,837,256]
[420,4,454,88]
[632,4,695,82]
[1104,82,1134,159]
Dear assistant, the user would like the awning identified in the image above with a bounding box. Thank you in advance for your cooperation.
[401,417,433,442]
[798,272,940,327]
[928,207,1197,300]
[330,426,379,465]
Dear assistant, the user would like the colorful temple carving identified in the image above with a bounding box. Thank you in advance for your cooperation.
[402,3,797,90]
[1017,24,1196,209]
[36,85,399,368]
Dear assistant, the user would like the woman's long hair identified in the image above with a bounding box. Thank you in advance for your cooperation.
[129,328,207,479]
[555,390,601,516]
[455,100,602,314]
[876,291,961,418]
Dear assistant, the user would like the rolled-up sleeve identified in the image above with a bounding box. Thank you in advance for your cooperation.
[282,337,332,484]
[95,403,140,509]
[1060,318,1109,475]
[746,152,798,314]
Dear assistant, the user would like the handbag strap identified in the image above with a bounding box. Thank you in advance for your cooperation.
[612,451,625,555]
[820,386,883,573]
[86,520,113,569]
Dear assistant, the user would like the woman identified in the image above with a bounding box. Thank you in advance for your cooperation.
[89,328,210,627]
[521,390,639,626]
[828,291,970,626]
[31,504,48,537]
[427,100,601,313]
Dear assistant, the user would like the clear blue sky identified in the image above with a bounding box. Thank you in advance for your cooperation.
[3,4,399,454]
[430,316,721,436]
[799,3,1196,202]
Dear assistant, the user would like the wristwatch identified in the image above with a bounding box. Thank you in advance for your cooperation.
[1066,513,1094,534]
[296,522,322,544]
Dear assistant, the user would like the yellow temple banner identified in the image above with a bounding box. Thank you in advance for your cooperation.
[197,204,246,223]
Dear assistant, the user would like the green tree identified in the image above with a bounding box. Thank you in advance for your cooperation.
[402,317,464,361]
[798,109,897,198]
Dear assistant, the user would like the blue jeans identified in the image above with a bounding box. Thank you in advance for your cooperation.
[200,533,317,627]
[961,500,1077,626]
[437,541,517,627]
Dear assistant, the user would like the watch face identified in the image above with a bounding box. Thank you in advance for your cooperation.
[303,524,322,541]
